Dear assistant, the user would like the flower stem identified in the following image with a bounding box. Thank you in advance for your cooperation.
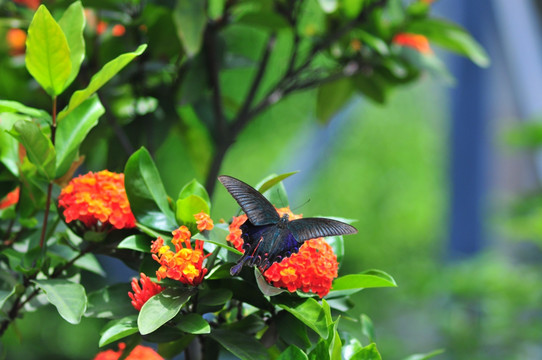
[39,96,57,249]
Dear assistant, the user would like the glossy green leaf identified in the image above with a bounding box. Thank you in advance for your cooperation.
[330,270,397,297]
[55,95,104,178]
[25,5,72,96]
[357,30,389,55]
[10,120,56,180]
[86,284,137,319]
[210,329,270,360]
[0,100,51,121]
[173,0,206,57]
[402,349,445,360]
[276,311,311,349]
[118,235,152,253]
[352,72,388,104]
[157,334,196,358]
[178,179,210,208]
[278,346,308,360]
[255,268,286,296]
[198,288,233,306]
[350,343,382,360]
[317,78,354,123]
[125,147,176,231]
[138,287,194,335]
[407,18,490,67]
[99,315,139,347]
[58,1,85,89]
[256,171,299,194]
[32,279,87,324]
[176,195,210,233]
[237,12,289,30]
[177,313,210,334]
[0,287,17,310]
[0,130,19,176]
[57,44,147,121]
[275,297,328,338]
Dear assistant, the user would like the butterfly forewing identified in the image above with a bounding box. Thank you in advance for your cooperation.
[218,175,280,226]
[287,218,357,243]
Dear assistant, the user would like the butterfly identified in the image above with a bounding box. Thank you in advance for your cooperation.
[218,175,358,276]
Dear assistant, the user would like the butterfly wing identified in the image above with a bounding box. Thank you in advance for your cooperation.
[218,175,280,226]
[287,217,357,243]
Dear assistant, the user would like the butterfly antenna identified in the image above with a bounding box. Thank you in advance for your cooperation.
[291,198,311,212]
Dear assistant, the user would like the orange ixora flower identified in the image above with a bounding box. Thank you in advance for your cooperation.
[226,206,338,297]
[194,211,214,232]
[393,33,432,54]
[151,226,209,286]
[128,273,164,311]
[111,24,126,37]
[6,29,26,56]
[58,170,136,231]
[0,187,19,209]
[264,237,338,298]
[93,342,163,360]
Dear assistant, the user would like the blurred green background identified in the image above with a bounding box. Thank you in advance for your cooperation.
[3,0,542,359]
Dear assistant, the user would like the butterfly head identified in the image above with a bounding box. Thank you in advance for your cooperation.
[277,213,289,228]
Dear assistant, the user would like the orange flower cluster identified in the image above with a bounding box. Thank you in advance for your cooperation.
[58,170,136,231]
[0,188,19,209]
[151,226,208,286]
[128,273,164,311]
[194,211,214,232]
[264,237,338,297]
[93,342,163,360]
[6,29,26,56]
[393,33,432,54]
[226,206,338,297]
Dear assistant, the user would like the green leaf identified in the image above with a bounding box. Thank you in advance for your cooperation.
[0,287,17,310]
[407,18,490,67]
[193,226,242,255]
[173,0,206,57]
[10,120,56,180]
[0,130,19,176]
[177,313,210,334]
[237,12,289,30]
[402,349,445,360]
[342,0,366,18]
[178,179,211,208]
[125,147,176,231]
[357,30,389,55]
[118,235,152,253]
[329,270,397,297]
[278,346,308,360]
[0,100,51,121]
[351,343,382,360]
[99,315,139,347]
[352,72,388,104]
[176,195,210,233]
[55,95,104,178]
[25,5,72,97]
[57,44,147,121]
[275,297,328,338]
[210,328,270,360]
[276,311,311,349]
[198,288,233,306]
[361,314,375,343]
[32,279,87,324]
[256,172,299,194]
[58,1,85,89]
[317,78,354,123]
[255,268,286,296]
[86,284,138,319]
[138,287,194,335]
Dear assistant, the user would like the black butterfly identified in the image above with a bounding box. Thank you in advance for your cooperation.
[218,175,358,276]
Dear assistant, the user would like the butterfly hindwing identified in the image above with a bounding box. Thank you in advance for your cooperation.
[287,217,358,243]
[218,175,280,226]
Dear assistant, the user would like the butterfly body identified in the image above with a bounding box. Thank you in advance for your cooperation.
[218,175,357,276]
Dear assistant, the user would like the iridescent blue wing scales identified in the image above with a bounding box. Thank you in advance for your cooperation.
[287,218,357,243]
[218,175,280,226]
